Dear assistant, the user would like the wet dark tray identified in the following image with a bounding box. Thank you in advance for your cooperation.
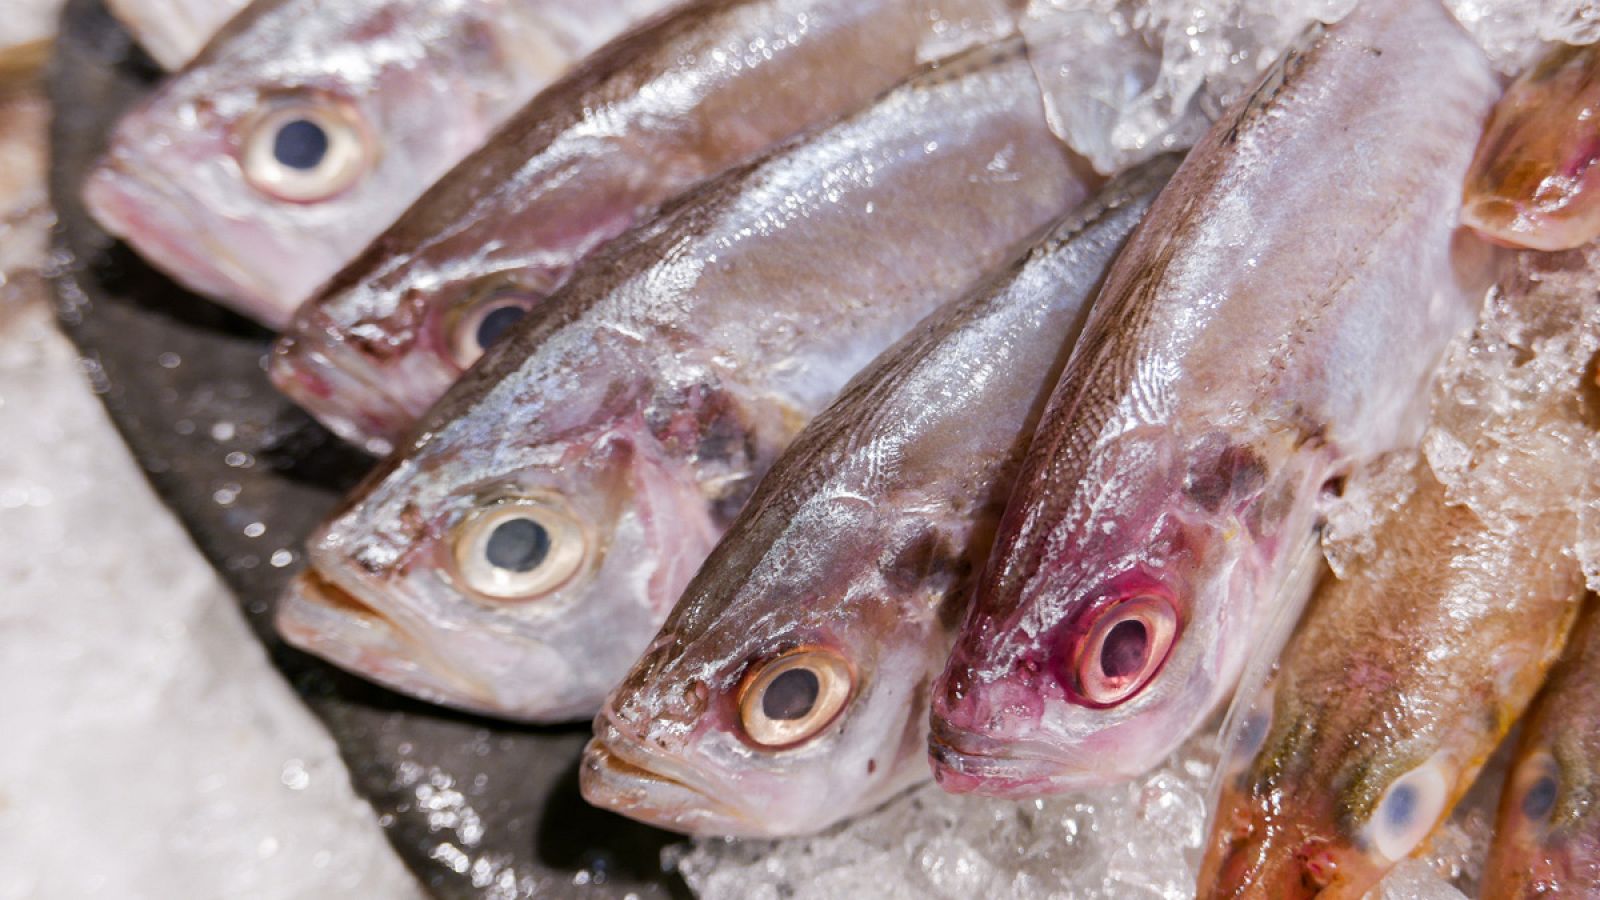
[45,1,688,896]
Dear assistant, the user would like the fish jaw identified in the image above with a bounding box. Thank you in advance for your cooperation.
[269,311,457,455]
[1196,776,1386,900]
[277,424,722,722]
[1463,43,1600,252]
[82,153,298,328]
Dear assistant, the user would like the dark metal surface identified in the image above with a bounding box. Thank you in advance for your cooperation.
[45,2,689,896]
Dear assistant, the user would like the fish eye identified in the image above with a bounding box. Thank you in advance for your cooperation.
[1363,761,1450,862]
[1511,751,1561,823]
[241,96,372,203]
[450,498,587,601]
[1069,595,1178,707]
[449,287,539,369]
[736,648,853,750]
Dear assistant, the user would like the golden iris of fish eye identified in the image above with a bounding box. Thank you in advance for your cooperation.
[449,286,539,369]
[240,95,372,203]
[737,648,853,750]
[450,498,587,602]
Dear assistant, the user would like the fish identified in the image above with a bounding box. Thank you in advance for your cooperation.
[1196,239,1600,900]
[581,158,1174,838]
[82,0,681,327]
[1483,599,1600,899]
[269,0,1024,455]
[927,0,1498,798]
[1463,42,1600,252]
[273,43,1097,722]
[104,0,253,69]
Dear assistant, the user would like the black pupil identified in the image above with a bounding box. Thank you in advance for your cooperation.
[475,304,528,351]
[1385,783,1418,827]
[273,118,330,171]
[1100,619,1149,680]
[484,517,551,573]
[761,668,820,721]
[1523,775,1559,820]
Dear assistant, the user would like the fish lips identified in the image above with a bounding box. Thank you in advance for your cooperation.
[579,718,755,838]
[82,157,283,326]
[275,568,501,715]
[269,328,422,456]
[927,715,1114,797]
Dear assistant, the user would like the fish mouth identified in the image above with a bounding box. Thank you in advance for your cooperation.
[927,717,1108,798]
[269,329,415,456]
[82,157,286,326]
[579,719,754,837]
[275,568,497,714]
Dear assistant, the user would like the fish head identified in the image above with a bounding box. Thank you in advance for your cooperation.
[581,499,959,837]
[1463,43,1600,253]
[276,360,724,720]
[1484,743,1600,898]
[1195,654,1474,900]
[931,425,1323,795]
[83,3,543,323]
[271,252,573,453]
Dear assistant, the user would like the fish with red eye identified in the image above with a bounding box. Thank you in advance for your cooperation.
[928,0,1496,797]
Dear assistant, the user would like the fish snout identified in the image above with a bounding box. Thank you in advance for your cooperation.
[269,325,434,455]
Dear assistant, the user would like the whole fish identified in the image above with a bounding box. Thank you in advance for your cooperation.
[582,159,1173,838]
[83,0,679,327]
[105,0,252,69]
[270,0,1022,454]
[274,44,1096,721]
[1197,241,1600,900]
[928,0,1497,797]
[1484,599,1600,898]
[1463,42,1600,252]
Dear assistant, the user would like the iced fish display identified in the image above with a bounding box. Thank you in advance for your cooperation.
[928,0,1497,798]
[83,0,680,327]
[1197,238,1600,900]
[270,0,1023,455]
[1484,600,1600,898]
[105,0,252,69]
[1464,42,1600,252]
[275,45,1096,721]
[582,160,1173,838]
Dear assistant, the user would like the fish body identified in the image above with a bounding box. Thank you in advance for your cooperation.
[928,0,1497,797]
[1463,42,1600,252]
[1485,600,1600,899]
[270,0,1022,454]
[105,0,253,69]
[275,45,1094,721]
[83,0,679,326]
[581,159,1173,838]
[1197,242,1600,900]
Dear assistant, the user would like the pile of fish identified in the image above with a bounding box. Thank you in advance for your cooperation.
[75,0,1600,894]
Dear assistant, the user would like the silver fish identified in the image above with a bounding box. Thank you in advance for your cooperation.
[581,159,1174,838]
[269,0,1023,454]
[928,0,1498,797]
[83,0,679,326]
[274,43,1096,722]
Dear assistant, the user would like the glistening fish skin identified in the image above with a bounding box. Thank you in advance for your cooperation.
[83,0,678,327]
[274,45,1094,722]
[582,159,1173,839]
[929,0,1497,797]
[1485,600,1600,899]
[270,0,1022,454]
[1197,242,1600,900]
[1463,42,1600,252]
[105,0,252,69]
